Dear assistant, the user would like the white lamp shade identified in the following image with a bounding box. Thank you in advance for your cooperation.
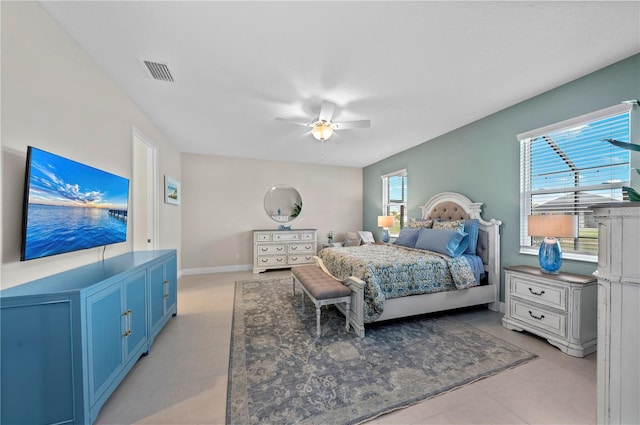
[377,216,395,228]
[528,215,577,238]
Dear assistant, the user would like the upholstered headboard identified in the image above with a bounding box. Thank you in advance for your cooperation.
[419,192,501,283]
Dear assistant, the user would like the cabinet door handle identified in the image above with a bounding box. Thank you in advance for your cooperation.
[528,287,545,296]
[122,310,132,336]
[163,280,170,298]
[528,310,545,321]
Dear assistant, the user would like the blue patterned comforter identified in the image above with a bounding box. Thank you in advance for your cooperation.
[318,244,479,323]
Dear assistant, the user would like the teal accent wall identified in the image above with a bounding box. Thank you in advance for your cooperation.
[363,54,640,301]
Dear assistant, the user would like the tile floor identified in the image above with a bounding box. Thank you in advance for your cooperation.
[95,270,596,425]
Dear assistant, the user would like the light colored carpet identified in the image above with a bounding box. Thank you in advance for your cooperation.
[227,278,536,425]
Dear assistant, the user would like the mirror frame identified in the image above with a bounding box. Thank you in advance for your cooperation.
[263,185,302,223]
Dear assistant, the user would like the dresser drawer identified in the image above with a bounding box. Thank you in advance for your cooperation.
[256,255,287,267]
[511,276,566,311]
[300,232,315,241]
[511,299,567,338]
[288,243,315,254]
[288,255,314,265]
[273,233,300,241]
[256,244,286,255]
[256,233,272,242]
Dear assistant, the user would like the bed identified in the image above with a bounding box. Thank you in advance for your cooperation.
[317,192,502,337]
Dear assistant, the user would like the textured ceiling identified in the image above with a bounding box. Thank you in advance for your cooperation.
[41,1,640,167]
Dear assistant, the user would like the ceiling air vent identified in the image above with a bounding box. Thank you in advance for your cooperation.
[140,59,174,82]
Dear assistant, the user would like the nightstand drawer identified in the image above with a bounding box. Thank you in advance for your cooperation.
[512,277,566,311]
[511,299,567,338]
[257,244,286,254]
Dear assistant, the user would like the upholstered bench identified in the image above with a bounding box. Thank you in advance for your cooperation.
[291,261,351,337]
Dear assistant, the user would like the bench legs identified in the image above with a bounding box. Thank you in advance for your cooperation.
[292,276,351,337]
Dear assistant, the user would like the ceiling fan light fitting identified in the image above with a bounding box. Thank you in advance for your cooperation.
[311,121,334,141]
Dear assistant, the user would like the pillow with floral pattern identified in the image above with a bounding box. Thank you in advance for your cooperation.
[433,220,464,232]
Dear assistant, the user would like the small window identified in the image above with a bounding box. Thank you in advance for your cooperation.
[518,103,635,261]
[382,169,407,237]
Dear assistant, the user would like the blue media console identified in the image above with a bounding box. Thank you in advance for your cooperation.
[0,250,177,424]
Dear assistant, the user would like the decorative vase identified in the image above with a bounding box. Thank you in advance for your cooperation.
[538,237,562,274]
[328,237,333,244]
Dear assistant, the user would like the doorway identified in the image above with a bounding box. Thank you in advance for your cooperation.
[132,128,159,251]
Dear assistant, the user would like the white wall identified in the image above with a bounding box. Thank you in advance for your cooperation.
[1,2,181,289]
[181,153,362,273]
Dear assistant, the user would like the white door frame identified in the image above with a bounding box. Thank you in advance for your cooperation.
[132,127,159,250]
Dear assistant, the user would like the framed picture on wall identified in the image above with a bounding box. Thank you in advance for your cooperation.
[164,175,180,205]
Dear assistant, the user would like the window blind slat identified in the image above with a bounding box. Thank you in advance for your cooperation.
[520,107,632,258]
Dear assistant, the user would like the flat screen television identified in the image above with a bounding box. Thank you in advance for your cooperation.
[20,146,130,261]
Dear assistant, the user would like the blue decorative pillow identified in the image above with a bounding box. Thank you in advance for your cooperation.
[463,219,480,255]
[393,227,421,248]
[415,228,469,258]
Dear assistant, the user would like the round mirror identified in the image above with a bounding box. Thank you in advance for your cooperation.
[264,185,302,223]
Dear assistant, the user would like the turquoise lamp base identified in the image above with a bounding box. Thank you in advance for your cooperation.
[381,228,390,243]
[539,237,562,274]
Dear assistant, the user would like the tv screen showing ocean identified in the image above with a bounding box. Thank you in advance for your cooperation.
[23,204,127,260]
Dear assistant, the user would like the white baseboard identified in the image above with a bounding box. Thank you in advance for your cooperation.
[180,264,253,276]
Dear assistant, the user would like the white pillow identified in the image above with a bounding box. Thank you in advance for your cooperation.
[357,231,375,244]
[344,232,361,247]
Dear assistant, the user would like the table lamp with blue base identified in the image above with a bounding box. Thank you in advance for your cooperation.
[528,215,577,274]
[377,215,395,243]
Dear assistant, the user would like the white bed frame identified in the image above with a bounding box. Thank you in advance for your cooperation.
[325,192,502,338]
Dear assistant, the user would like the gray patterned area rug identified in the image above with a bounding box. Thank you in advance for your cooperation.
[227,277,536,425]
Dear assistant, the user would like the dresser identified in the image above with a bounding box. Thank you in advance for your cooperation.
[253,229,317,273]
[591,203,640,425]
[502,265,597,357]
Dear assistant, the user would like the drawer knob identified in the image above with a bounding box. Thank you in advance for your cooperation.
[528,287,545,296]
[529,310,545,321]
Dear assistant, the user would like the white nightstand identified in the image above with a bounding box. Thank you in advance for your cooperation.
[502,265,597,357]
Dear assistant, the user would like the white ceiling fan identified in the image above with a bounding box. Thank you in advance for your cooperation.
[275,100,371,141]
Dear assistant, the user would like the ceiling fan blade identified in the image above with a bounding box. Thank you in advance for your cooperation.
[331,119,371,130]
[275,117,313,127]
[318,101,336,122]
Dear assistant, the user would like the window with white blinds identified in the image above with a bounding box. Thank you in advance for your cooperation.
[382,169,407,237]
[518,103,633,260]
